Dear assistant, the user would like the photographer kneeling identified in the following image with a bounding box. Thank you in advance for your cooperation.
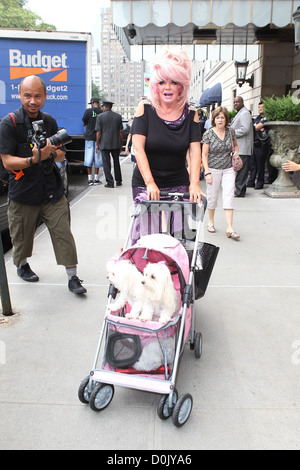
[0,75,86,294]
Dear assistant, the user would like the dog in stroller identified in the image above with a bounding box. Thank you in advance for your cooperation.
[107,255,180,324]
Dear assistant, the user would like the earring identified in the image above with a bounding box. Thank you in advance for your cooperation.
[177,96,180,101]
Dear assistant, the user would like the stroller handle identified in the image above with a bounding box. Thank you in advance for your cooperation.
[160,191,207,209]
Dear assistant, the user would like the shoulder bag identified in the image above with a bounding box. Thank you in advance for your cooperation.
[228,127,243,172]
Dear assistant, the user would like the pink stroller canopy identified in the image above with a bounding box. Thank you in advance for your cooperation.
[121,234,190,295]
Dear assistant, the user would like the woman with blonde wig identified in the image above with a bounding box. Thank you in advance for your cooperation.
[131,46,203,203]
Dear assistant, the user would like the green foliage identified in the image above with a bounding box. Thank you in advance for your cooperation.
[0,0,56,30]
[262,93,300,122]
[92,82,106,102]
[228,109,237,122]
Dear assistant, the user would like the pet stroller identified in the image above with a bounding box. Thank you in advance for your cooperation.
[78,192,219,427]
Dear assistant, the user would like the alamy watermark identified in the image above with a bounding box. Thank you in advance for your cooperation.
[291,340,300,365]
[291,80,300,104]
[95,195,204,242]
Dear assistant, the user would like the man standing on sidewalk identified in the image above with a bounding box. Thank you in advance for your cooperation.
[0,75,86,294]
[95,101,123,188]
[231,96,253,197]
[82,97,103,186]
[247,101,272,190]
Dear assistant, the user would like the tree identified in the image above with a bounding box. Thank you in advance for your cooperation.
[0,0,56,30]
[91,82,106,103]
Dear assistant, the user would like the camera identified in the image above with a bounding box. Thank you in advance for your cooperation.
[32,120,72,148]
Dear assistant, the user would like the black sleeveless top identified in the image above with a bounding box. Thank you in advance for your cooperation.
[131,103,201,188]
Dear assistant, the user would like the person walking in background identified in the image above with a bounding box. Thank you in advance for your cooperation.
[230,96,253,197]
[247,101,272,190]
[82,97,103,186]
[0,75,86,294]
[202,106,240,239]
[131,46,203,204]
[95,101,123,188]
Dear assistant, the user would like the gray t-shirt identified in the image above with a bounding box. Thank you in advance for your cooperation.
[201,127,235,169]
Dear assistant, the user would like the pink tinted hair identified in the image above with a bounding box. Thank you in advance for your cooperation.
[149,46,192,109]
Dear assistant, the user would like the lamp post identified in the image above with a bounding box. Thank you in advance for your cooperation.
[293,7,300,51]
[234,60,254,88]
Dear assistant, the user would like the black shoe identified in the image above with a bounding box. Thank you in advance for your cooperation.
[88,180,94,186]
[17,263,39,282]
[116,181,122,186]
[93,179,102,185]
[246,183,255,188]
[254,186,263,190]
[104,184,114,188]
[68,276,87,294]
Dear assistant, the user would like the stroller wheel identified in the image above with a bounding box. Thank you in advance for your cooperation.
[194,332,203,359]
[78,376,93,404]
[172,393,193,427]
[89,383,115,412]
[157,388,178,420]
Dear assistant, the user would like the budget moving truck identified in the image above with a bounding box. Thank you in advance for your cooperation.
[0,28,92,167]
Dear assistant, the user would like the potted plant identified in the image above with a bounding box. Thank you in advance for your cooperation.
[263,93,300,195]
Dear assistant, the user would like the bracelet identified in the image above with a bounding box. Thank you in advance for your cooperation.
[26,157,33,166]
[205,172,211,177]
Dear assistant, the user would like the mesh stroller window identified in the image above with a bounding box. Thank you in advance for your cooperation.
[106,332,142,368]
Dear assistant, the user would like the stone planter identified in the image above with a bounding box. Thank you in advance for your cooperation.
[264,121,300,198]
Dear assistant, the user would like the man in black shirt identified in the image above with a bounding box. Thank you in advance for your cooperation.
[247,101,273,190]
[82,98,103,186]
[0,75,86,294]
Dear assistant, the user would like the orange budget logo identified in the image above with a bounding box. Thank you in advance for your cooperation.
[9,49,68,81]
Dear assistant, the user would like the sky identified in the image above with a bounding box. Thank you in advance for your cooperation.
[26,0,111,34]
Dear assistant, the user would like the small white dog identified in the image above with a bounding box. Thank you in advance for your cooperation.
[133,336,176,371]
[139,262,180,324]
[106,259,144,319]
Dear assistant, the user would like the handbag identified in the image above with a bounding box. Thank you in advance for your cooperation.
[228,127,243,171]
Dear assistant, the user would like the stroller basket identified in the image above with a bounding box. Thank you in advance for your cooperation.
[182,240,219,300]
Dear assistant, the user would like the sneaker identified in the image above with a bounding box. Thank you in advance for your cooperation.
[68,276,87,294]
[17,263,39,282]
[88,180,94,186]
[93,179,102,185]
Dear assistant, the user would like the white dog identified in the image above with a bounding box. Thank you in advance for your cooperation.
[139,262,180,324]
[133,336,176,371]
[106,259,144,319]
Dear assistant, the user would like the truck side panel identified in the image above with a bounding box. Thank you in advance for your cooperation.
[0,38,86,135]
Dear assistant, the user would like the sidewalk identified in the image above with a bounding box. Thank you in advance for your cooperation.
[1,159,300,450]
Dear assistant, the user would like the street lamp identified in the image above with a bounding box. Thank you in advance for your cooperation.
[127,24,137,39]
[234,60,254,88]
[293,7,300,51]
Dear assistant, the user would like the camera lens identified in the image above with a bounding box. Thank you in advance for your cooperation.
[49,129,72,146]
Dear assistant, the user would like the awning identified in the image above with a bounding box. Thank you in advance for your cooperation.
[111,0,300,59]
[199,88,211,106]
[208,82,222,103]
[200,83,222,106]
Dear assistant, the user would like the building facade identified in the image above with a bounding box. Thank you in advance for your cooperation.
[100,9,145,120]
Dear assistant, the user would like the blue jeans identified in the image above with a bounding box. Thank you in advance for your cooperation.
[84,140,103,168]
